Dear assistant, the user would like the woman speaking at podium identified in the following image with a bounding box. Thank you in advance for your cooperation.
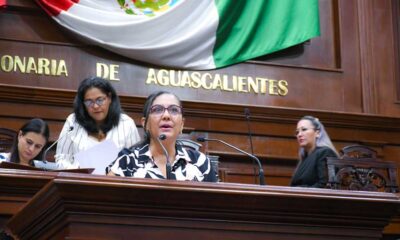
[55,77,140,169]
[290,116,339,188]
[107,91,217,182]
[0,118,49,166]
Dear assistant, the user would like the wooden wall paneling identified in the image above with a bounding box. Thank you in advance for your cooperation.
[382,145,400,185]
[358,0,379,114]
[0,0,81,44]
[392,0,400,103]
[218,158,294,186]
[3,0,38,9]
[331,0,342,69]
[0,83,399,186]
[357,0,400,116]
[1,85,397,178]
[375,0,400,115]
[337,0,363,113]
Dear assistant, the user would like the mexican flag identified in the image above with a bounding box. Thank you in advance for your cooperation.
[36,0,320,70]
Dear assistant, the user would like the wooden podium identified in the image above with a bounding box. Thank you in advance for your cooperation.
[0,167,93,229]
[0,169,58,228]
[4,172,400,240]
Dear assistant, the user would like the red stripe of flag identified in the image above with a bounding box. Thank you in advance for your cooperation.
[0,0,6,8]
[35,0,78,16]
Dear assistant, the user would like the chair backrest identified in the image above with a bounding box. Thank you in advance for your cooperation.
[176,139,220,181]
[327,145,399,193]
[340,145,377,159]
[176,139,202,151]
[0,128,17,153]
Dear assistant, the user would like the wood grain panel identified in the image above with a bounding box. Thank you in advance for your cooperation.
[392,0,400,103]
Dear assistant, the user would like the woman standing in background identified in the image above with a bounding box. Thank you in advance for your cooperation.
[55,77,140,169]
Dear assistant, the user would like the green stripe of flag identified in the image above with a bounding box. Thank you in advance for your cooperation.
[213,0,320,68]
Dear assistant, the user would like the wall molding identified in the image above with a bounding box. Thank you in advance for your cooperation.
[1,84,399,133]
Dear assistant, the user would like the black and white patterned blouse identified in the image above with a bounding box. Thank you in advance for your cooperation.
[108,143,217,182]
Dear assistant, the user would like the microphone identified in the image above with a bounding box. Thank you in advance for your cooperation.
[33,126,74,170]
[197,137,265,185]
[156,134,171,179]
[244,108,257,184]
[43,126,74,162]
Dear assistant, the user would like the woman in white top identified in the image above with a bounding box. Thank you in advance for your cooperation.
[55,77,140,169]
[0,118,49,166]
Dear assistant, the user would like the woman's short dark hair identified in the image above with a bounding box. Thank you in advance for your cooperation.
[74,76,122,134]
[133,90,182,148]
[10,118,50,165]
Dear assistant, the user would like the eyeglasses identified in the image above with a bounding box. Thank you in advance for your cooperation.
[295,127,314,136]
[149,104,182,116]
[83,97,107,108]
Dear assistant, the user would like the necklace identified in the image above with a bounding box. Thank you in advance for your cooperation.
[89,131,106,141]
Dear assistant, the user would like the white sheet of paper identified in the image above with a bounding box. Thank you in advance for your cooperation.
[74,139,119,175]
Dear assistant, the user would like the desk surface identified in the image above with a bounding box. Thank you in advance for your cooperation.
[1,170,399,240]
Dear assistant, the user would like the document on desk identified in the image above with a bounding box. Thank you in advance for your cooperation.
[74,139,119,175]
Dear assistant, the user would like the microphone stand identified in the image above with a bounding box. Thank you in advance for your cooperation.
[157,134,171,179]
[244,108,257,184]
[34,126,74,170]
[43,126,74,162]
[197,137,265,185]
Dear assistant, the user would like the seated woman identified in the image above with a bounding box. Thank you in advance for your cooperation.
[55,77,140,169]
[107,90,217,182]
[0,118,49,166]
[290,115,339,188]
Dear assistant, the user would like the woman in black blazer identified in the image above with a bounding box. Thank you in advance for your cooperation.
[290,116,339,188]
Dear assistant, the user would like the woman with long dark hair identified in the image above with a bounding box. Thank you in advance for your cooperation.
[55,76,140,169]
[0,118,49,166]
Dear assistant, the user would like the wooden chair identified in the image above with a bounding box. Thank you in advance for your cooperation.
[327,145,399,193]
[176,138,220,181]
[176,139,202,151]
[0,128,17,153]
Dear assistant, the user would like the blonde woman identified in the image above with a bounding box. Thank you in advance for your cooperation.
[290,116,339,188]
